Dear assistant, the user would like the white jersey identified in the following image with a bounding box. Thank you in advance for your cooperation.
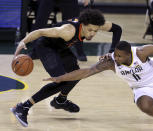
[112,47,153,89]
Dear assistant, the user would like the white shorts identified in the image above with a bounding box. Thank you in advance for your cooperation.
[133,86,153,104]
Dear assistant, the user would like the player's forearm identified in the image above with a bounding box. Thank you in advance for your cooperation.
[43,59,114,83]
[109,23,122,53]
[22,30,42,44]
[57,68,92,81]
[56,61,110,82]
[14,30,42,56]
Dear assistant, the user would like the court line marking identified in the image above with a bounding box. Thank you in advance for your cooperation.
[0,75,29,94]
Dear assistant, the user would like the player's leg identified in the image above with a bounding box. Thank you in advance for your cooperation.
[51,49,80,112]
[50,49,80,112]
[10,41,67,127]
[73,42,87,61]
[137,96,153,116]
[30,43,80,112]
[134,87,153,117]
[10,43,80,127]
[60,49,80,95]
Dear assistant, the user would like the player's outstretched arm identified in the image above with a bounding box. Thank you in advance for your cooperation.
[43,57,115,83]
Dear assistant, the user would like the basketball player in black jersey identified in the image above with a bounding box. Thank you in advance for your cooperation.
[10,9,122,127]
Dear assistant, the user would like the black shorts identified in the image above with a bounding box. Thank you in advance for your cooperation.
[29,41,80,77]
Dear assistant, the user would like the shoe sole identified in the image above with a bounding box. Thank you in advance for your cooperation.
[10,108,28,127]
[50,105,79,113]
[50,99,80,113]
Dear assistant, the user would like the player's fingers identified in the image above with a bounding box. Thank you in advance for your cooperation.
[43,77,60,83]
[105,55,109,59]
[18,41,27,50]
[104,53,112,60]
[43,78,51,81]
[21,42,27,50]
[23,44,27,50]
[13,55,17,60]
[99,56,104,60]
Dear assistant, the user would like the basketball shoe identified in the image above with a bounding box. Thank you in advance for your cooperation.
[50,97,80,113]
[10,103,29,127]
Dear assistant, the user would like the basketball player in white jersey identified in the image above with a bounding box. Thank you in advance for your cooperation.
[43,41,153,117]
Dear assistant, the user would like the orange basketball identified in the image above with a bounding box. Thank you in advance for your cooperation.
[12,54,34,76]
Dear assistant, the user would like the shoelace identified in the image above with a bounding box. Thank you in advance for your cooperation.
[66,100,76,107]
[22,107,29,116]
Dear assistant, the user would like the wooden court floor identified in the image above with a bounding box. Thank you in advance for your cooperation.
[1,14,153,131]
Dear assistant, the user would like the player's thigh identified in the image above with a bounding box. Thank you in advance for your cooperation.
[34,44,66,77]
[133,87,153,110]
[137,95,153,112]
[60,49,80,73]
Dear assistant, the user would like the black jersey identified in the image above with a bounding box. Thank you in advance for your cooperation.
[36,18,84,53]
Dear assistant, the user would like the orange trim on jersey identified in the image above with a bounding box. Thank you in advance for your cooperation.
[79,24,83,41]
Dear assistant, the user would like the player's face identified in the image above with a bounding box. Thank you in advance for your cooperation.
[114,49,131,66]
[82,24,100,40]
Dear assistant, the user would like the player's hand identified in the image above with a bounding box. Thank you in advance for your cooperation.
[14,41,27,58]
[99,53,112,61]
[43,77,61,83]
[18,41,27,50]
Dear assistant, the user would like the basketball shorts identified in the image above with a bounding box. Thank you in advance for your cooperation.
[133,86,153,103]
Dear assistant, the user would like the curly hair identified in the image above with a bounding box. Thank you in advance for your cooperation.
[116,41,131,53]
[78,9,105,26]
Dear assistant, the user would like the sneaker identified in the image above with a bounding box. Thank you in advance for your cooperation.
[50,97,80,113]
[10,103,29,127]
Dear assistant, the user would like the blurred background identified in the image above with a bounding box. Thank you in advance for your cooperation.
[0,0,152,55]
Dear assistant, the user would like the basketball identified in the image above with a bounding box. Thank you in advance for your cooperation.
[12,54,34,76]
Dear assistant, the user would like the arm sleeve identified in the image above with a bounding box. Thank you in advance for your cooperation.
[109,23,122,53]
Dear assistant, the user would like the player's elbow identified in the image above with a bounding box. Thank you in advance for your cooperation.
[110,23,122,35]
[117,25,122,35]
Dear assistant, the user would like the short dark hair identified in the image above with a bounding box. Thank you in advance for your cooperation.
[116,41,131,53]
[78,9,105,26]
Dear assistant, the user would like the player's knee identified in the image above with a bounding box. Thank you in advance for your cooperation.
[137,97,152,114]
[139,104,151,114]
